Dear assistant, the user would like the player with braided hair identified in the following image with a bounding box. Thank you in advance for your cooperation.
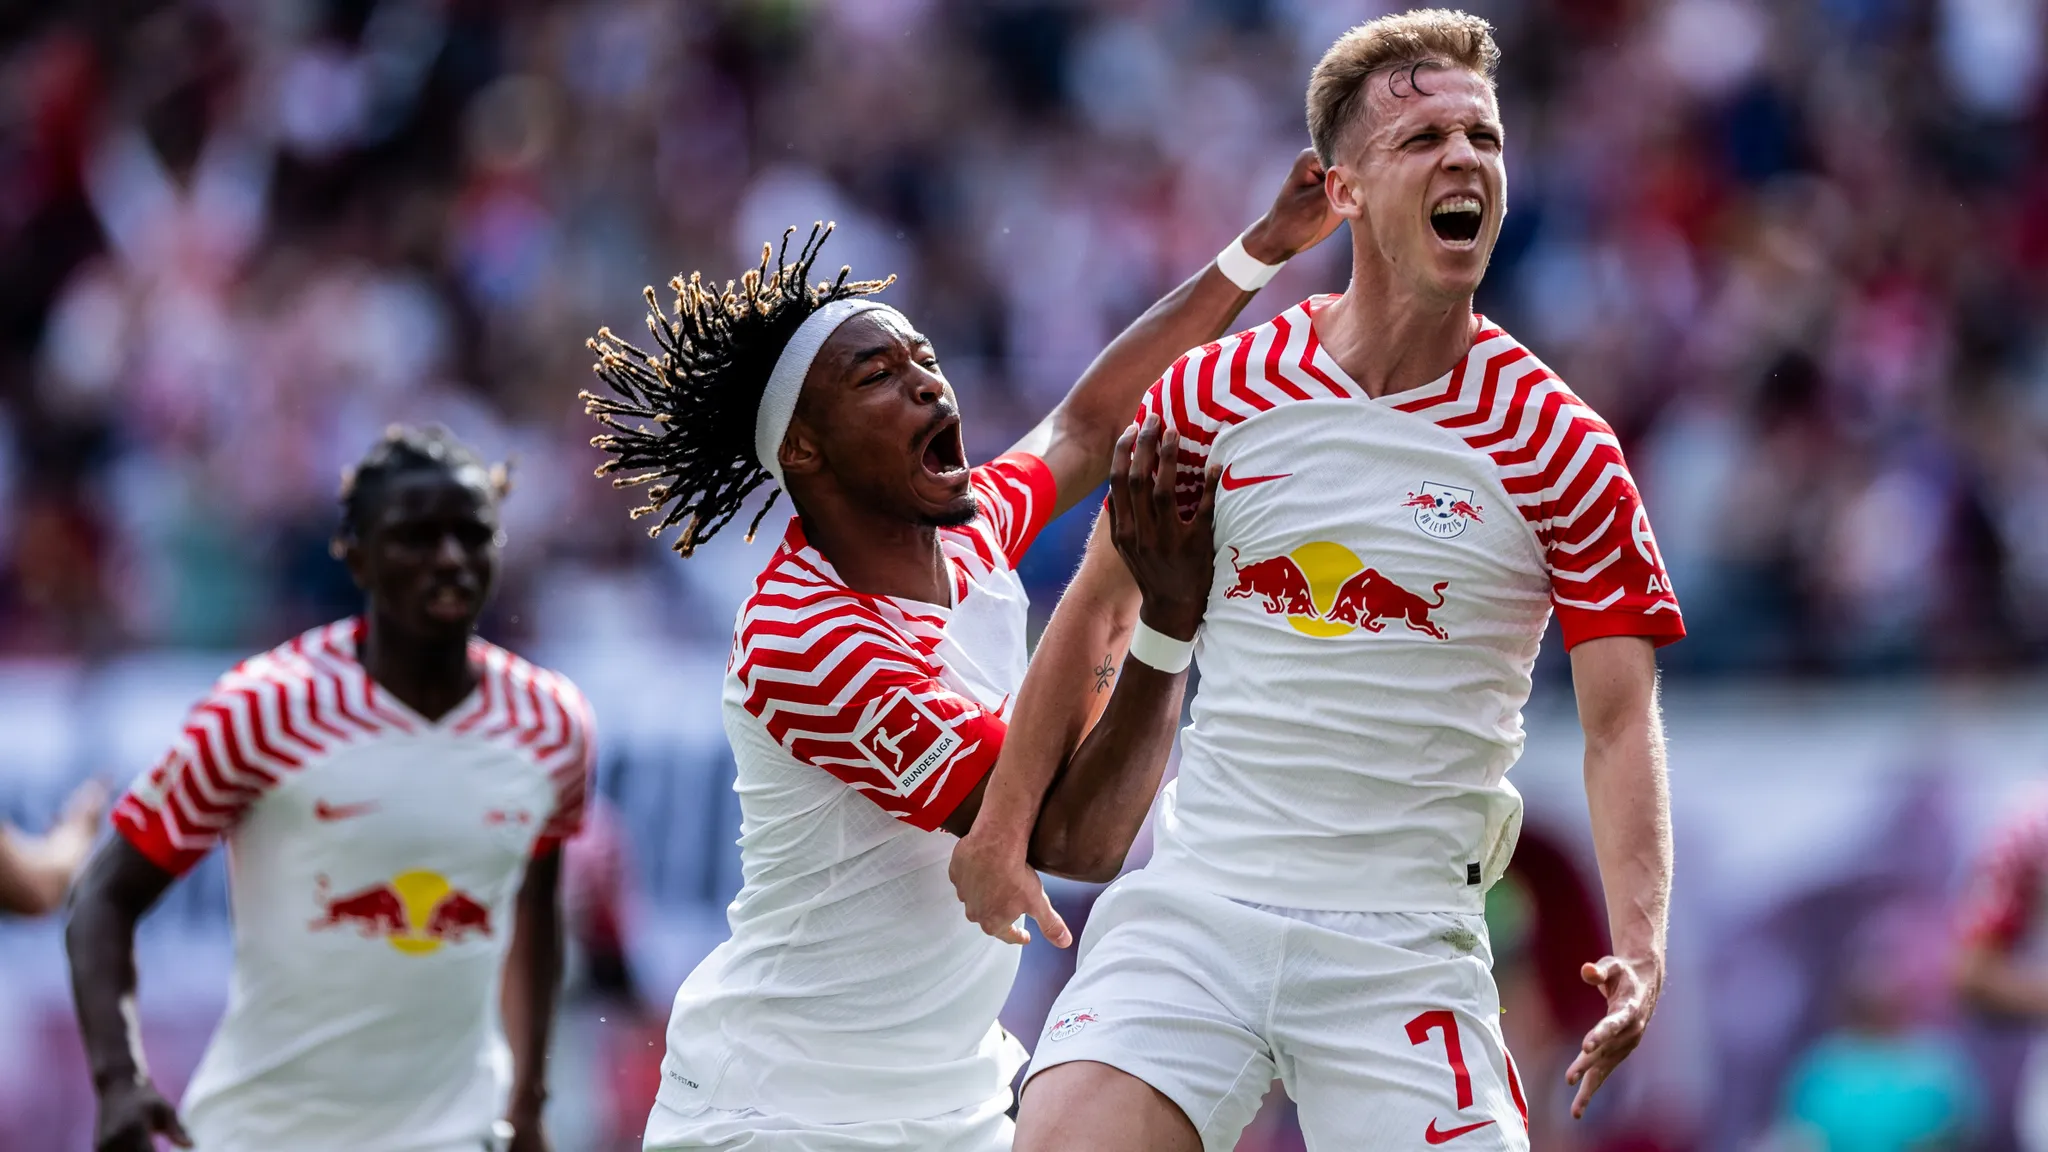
[597,156,1340,1151]
[69,424,594,1152]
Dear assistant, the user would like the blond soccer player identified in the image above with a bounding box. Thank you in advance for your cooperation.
[951,11,1683,1151]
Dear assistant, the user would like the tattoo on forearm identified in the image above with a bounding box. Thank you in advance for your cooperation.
[1093,655,1115,693]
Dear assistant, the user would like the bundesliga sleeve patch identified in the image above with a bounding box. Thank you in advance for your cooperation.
[852,686,966,797]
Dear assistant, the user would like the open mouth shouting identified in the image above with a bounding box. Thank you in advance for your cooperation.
[917,413,968,480]
[423,582,478,623]
[1429,195,1484,247]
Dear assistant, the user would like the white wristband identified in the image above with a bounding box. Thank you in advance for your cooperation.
[1215,232,1285,292]
[1127,620,1195,674]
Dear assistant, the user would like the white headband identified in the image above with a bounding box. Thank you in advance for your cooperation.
[754,298,903,486]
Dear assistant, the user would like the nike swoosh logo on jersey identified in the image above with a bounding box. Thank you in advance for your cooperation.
[1424,1118,1496,1144]
[1217,465,1291,491]
[313,799,381,823]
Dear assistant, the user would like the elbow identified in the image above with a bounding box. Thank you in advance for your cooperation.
[62,870,116,958]
[1026,826,1128,885]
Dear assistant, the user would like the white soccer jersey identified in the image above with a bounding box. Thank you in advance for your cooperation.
[654,454,1056,1127]
[111,619,594,1152]
[1140,296,1685,914]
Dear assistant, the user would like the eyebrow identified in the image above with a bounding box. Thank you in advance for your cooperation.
[849,332,933,365]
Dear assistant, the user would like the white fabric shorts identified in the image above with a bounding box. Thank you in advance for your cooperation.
[642,1091,1014,1152]
[1025,870,1529,1152]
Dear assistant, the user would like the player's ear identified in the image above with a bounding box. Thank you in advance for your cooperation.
[333,534,371,591]
[1325,163,1366,221]
[779,418,824,478]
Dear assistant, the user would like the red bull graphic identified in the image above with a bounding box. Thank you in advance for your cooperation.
[310,869,493,955]
[1225,548,1318,616]
[1326,569,1451,640]
[1227,540,1451,641]
[1406,482,1485,540]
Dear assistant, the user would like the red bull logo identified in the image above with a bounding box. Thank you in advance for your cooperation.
[1228,541,1450,640]
[310,870,493,955]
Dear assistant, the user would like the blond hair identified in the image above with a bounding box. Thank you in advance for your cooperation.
[1306,9,1500,165]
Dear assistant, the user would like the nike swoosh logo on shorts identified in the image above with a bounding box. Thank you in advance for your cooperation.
[1217,465,1291,491]
[313,799,381,822]
[1424,1118,1496,1144]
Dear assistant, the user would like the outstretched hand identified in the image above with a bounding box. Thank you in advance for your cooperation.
[1566,953,1661,1119]
[1243,148,1343,264]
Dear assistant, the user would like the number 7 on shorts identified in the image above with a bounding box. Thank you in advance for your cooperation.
[1405,1009,1477,1109]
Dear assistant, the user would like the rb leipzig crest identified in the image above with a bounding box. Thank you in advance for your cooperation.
[1401,482,1484,540]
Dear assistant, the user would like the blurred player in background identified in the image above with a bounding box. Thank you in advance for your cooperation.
[65,426,594,1152]
[0,779,103,917]
[1955,791,2048,1151]
[953,10,1685,1151]
[580,155,1335,1151]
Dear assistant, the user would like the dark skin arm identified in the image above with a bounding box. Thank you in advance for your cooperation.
[948,418,1217,945]
[501,844,564,1152]
[65,836,192,1151]
[1009,148,1341,516]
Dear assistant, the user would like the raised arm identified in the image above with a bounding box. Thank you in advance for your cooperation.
[66,836,192,1152]
[1011,149,1339,516]
[950,419,1214,946]
[1563,635,1672,1120]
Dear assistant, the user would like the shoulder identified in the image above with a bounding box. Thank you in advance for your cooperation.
[1391,324,1622,513]
[1149,298,1334,439]
[480,642,592,724]
[193,619,357,716]
[465,640,594,764]
[732,547,923,689]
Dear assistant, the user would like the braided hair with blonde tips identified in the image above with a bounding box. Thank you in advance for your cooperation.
[582,223,894,557]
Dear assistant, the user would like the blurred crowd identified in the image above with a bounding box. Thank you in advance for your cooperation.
[3,0,2048,674]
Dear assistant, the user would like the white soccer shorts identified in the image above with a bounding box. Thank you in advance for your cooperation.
[1025,870,1529,1152]
[642,1091,1014,1152]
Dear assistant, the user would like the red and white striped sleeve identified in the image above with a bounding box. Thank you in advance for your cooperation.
[532,671,596,855]
[968,452,1058,568]
[1534,427,1686,650]
[112,660,298,876]
[1958,804,2048,951]
[1477,373,1684,650]
[734,591,1003,832]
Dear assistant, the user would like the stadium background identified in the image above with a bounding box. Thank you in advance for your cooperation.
[1,0,2044,1147]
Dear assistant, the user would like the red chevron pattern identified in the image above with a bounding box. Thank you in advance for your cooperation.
[729,454,1053,831]
[1958,796,2048,950]
[1383,310,1683,647]
[114,619,594,875]
[1136,296,1683,649]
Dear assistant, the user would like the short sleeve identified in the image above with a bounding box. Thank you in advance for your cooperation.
[1131,341,1233,515]
[533,673,597,856]
[112,673,284,876]
[1545,458,1686,650]
[969,452,1058,567]
[735,605,1003,831]
[1957,809,2047,951]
